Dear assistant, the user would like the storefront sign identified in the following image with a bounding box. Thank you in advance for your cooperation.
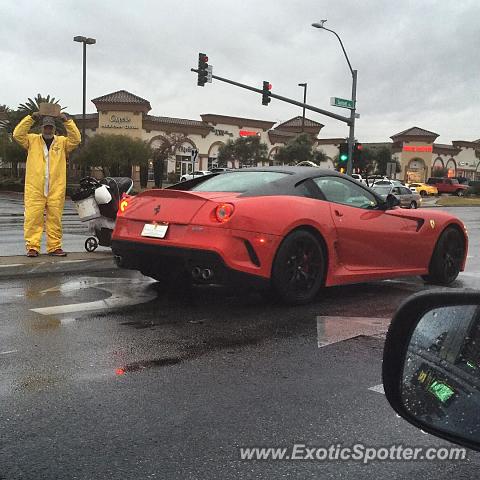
[101,114,139,129]
[402,145,433,152]
[177,144,193,154]
[239,130,260,137]
[214,129,233,137]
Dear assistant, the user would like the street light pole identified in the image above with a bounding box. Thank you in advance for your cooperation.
[312,21,357,175]
[73,36,96,147]
[298,83,307,133]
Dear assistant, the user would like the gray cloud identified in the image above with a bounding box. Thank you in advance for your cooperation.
[1,0,478,143]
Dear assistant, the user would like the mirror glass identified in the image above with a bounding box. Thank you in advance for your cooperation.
[401,305,480,443]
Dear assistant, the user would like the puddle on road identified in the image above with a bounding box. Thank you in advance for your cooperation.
[116,357,183,375]
[114,334,262,376]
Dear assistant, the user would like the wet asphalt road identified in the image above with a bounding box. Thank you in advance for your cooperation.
[1,207,480,479]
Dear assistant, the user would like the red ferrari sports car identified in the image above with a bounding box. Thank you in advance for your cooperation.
[111,167,468,304]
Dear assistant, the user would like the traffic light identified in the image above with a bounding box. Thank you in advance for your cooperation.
[197,53,209,87]
[262,81,272,106]
[339,143,348,165]
[353,143,363,164]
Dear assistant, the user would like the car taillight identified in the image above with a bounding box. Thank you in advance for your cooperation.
[214,203,235,223]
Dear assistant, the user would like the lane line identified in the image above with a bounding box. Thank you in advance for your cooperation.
[0,350,18,355]
[368,384,385,394]
[317,316,390,348]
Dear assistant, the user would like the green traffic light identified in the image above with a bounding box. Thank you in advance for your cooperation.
[340,154,348,162]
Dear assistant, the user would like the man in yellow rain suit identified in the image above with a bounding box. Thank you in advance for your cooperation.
[13,112,81,257]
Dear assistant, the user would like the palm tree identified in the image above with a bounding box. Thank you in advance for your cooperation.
[0,105,10,131]
[18,94,67,134]
[18,94,65,113]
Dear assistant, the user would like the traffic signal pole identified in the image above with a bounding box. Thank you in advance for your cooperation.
[346,69,357,176]
[191,68,351,125]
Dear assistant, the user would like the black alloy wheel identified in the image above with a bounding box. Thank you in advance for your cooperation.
[422,227,465,285]
[271,230,325,305]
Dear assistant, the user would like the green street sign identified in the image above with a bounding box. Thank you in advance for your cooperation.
[330,97,354,109]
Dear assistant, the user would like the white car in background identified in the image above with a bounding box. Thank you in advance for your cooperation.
[180,170,212,182]
[350,173,366,183]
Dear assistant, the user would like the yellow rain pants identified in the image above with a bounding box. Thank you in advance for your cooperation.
[13,115,81,253]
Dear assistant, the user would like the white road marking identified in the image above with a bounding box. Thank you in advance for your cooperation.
[368,384,385,394]
[316,316,390,348]
[0,350,18,355]
[31,277,156,316]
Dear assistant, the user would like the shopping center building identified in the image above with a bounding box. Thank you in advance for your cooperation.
[366,127,480,183]
[71,90,480,186]
[72,90,336,187]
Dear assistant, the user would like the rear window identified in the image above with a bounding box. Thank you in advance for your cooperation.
[190,171,289,192]
[372,185,392,195]
[427,178,440,184]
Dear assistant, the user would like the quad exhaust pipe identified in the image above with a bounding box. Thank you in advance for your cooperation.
[191,267,214,281]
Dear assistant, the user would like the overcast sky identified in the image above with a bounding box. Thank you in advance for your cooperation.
[1,0,479,143]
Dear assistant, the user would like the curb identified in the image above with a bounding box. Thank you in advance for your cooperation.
[434,204,480,208]
[0,252,118,279]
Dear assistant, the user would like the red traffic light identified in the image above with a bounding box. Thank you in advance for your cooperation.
[267,83,272,90]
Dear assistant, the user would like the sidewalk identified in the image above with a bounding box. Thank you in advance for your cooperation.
[0,192,116,278]
[0,192,110,256]
[0,251,116,279]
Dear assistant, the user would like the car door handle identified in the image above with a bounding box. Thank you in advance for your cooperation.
[334,209,344,217]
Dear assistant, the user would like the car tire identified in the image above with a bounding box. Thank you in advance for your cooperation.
[456,189,465,197]
[180,177,186,182]
[419,190,427,197]
[409,201,417,209]
[270,230,326,305]
[421,227,465,285]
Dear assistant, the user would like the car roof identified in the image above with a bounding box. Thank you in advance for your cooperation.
[231,166,345,180]
[172,166,389,203]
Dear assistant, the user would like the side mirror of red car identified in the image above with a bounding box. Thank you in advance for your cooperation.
[384,193,400,210]
[383,290,480,452]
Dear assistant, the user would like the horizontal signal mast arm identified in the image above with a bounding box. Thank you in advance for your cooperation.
[190,68,351,125]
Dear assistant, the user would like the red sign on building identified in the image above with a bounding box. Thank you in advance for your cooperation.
[402,145,433,153]
[239,130,260,137]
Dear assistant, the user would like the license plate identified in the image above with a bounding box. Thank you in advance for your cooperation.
[141,223,168,239]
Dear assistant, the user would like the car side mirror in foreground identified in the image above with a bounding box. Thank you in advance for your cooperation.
[383,290,480,452]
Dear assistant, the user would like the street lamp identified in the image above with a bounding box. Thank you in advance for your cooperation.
[73,35,96,147]
[312,20,357,175]
[298,83,307,133]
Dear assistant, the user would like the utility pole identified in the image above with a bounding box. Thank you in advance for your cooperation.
[298,83,307,133]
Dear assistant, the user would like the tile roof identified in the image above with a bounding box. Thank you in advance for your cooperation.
[391,126,439,138]
[434,143,457,150]
[275,116,324,129]
[92,90,150,105]
[268,129,296,138]
[71,113,99,120]
[144,115,209,128]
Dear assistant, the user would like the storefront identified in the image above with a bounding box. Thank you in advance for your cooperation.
[72,91,480,188]
[390,127,479,182]
[73,90,327,187]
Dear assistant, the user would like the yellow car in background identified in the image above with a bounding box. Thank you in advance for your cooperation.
[407,182,438,196]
